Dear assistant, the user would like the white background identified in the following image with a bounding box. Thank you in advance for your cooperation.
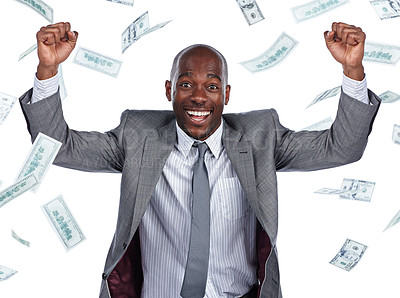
[0,0,399,297]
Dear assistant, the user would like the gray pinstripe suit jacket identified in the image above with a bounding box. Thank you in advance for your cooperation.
[20,88,380,298]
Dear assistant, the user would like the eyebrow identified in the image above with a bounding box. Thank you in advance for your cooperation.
[178,72,222,82]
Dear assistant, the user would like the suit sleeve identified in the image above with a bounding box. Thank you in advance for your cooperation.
[19,88,127,173]
[273,89,380,172]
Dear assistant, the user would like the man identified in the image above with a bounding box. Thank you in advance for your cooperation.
[20,22,380,298]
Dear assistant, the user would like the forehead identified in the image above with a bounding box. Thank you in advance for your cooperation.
[177,48,223,76]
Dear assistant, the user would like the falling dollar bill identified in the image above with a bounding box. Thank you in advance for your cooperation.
[106,0,134,6]
[364,41,400,64]
[0,92,17,125]
[122,11,171,53]
[18,44,37,61]
[314,188,349,195]
[236,0,265,25]
[14,0,53,22]
[393,124,400,144]
[58,65,67,100]
[0,265,17,281]
[370,0,400,19]
[340,178,375,202]
[330,239,367,271]
[16,132,61,192]
[291,0,349,22]
[73,47,122,77]
[384,209,400,231]
[240,32,298,72]
[302,117,333,131]
[42,195,86,251]
[306,86,341,108]
[11,230,31,247]
[0,173,39,209]
[379,90,400,103]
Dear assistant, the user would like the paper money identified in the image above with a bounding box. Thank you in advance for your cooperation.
[11,230,30,247]
[42,195,85,251]
[0,265,17,281]
[291,0,349,22]
[0,173,39,209]
[330,239,367,271]
[16,132,61,192]
[58,65,67,100]
[122,11,171,53]
[393,124,400,144]
[307,86,340,108]
[236,0,265,25]
[370,0,400,19]
[364,41,400,64]
[0,92,17,125]
[18,44,37,61]
[314,188,349,195]
[14,0,53,22]
[73,47,122,77]
[340,178,375,202]
[240,32,298,72]
[302,117,333,131]
[379,90,400,103]
[384,209,400,231]
[106,0,134,6]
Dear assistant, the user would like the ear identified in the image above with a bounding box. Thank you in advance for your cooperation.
[224,85,231,105]
[165,80,172,102]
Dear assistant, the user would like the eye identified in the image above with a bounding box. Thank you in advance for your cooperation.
[208,84,219,90]
[180,82,192,88]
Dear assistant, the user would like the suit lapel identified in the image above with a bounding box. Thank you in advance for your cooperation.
[131,121,176,228]
[223,122,261,218]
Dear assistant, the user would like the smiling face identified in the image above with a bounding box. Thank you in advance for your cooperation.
[165,45,231,140]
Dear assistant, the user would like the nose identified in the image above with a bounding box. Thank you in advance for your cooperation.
[190,85,207,103]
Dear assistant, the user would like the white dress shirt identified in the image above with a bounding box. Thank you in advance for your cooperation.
[30,72,370,297]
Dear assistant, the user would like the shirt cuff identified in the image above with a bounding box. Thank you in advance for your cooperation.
[32,72,59,104]
[342,73,369,105]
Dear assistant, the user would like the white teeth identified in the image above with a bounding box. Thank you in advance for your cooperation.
[187,110,211,117]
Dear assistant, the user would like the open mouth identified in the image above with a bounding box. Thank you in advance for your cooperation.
[186,110,211,122]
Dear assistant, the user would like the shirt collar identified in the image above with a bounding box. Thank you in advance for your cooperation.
[175,119,224,159]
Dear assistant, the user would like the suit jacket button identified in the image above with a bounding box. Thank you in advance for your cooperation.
[102,273,107,280]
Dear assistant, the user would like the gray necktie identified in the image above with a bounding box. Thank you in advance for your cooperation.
[180,142,211,298]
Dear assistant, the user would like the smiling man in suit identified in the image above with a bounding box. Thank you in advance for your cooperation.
[20,22,380,298]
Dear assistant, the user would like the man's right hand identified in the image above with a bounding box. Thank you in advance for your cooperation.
[36,22,78,80]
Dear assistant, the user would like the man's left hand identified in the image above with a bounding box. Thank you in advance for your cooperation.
[324,22,366,81]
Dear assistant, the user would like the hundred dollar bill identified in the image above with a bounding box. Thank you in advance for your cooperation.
[106,0,134,6]
[339,178,375,202]
[291,0,349,22]
[122,11,171,53]
[379,90,400,103]
[73,47,122,78]
[236,0,265,25]
[11,229,31,247]
[314,188,349,195]
[42,195,85,251]
[302,117,333,131]
[0,265,17,281]
[0,92,17,125]
[58,65,67,100]
[16,132,61,192]
[18,44,37,61]
[393,124,400,144]
[240,32,298,72]
[370,0,400,19]
[364,41,400,65]
[0,173,39,209]
[14,0,53,22]
[306,86,340,108]
[384,209,400,231]
[329,239,367,271]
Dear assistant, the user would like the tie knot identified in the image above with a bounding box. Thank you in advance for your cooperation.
[194,142,208,159]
